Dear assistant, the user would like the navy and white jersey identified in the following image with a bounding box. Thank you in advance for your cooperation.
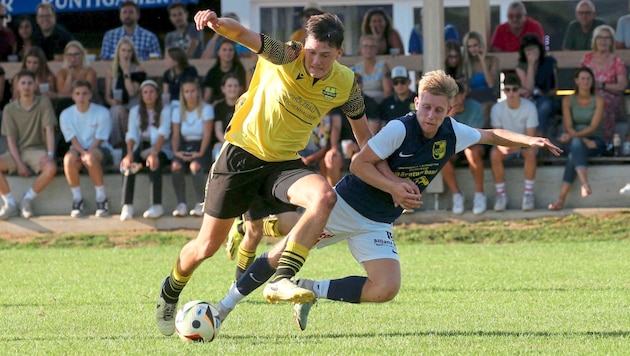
[336,113,481,223]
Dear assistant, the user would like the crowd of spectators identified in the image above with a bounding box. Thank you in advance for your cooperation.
[0,1,629,221]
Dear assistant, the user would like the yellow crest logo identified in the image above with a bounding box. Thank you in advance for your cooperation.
[432,140,446,160]
[322,86,337,101]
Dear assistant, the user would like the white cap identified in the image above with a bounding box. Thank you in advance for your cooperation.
[391,66,408,79]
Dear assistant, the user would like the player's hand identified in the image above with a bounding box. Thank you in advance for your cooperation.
[530,137,563,156]
[390,180,422,210]
[194,10,220,31]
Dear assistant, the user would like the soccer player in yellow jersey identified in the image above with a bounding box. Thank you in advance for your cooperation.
[155,9,373,336]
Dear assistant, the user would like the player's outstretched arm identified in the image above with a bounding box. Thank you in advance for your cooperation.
[478,128,563,156]
[194,9,262,53]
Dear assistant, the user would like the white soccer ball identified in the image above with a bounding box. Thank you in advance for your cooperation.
[175,300,221,342]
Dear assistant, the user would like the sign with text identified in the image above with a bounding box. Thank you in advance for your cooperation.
[2,0,198,15]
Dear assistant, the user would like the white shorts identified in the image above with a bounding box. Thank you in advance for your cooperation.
[315,193,399,264]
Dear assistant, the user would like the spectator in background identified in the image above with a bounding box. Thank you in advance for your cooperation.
[462,31,499,126]
[56,41,97,101]
[165,2,203,59]
[0,70,57,220]
[441,81,487,215]
[548,67,605,210]
[201,12,253,59]
[12,47,57,101]
[60,80,112,218]
[100,1,162,61]
[515,33,557,137]
[299,108,343,187]
[319,108,346,187]
[202,40,247,104]
[170,77,213,218]
[33,3,73,61]
[290,6,323,44]
[562,1,604,51]
[579,25,628,144]
[444,39,464,80]
[162,46,198,110]
[120,80,173,221]
[0,4,15,61]
[379,66,416,127]
[104,38,146,148]
[352,35,391,106]
[13,16,36,60]
[408,8,460,55]
[490,74,539,212]
[361,8,404,55]
[211,73,242,161]
[490,1,544,52]
[615,3,630,49]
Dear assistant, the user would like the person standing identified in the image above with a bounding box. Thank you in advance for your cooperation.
[165,2,204,59]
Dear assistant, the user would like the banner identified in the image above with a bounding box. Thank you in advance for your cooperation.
[2,0,199,15]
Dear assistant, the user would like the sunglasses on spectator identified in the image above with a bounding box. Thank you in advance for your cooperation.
[393,78,408,86]
[503,86,520,93]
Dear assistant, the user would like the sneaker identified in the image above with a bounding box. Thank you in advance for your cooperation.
[522,193,535,211]
[95,199,109,217]
[143,205,164,219]
[402,209,414,214]
[494,194,507,212]
[291,278,316,331]
[620,183,630,195]
[172,203,187,217]
[262,278,315,304]
[189,202,204,217]
[120,204,134,221]
[214,301,233,323]
[452,193,465,214]
[20,197,33,219]
[0,203,18,220]
[156,277,178,336]
[472,193,487,215]
[70,199,84,218]
[226,216,245,260]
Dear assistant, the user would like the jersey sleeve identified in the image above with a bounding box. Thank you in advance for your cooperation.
[258,34,302,65]
[367,119,406,160]
[341,79,366,120]
[451,118,482,154]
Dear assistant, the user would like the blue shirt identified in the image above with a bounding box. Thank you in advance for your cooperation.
[408,23,460,54]
[100,26,162,60]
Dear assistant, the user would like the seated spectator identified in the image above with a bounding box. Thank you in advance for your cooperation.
[0,70,57,220]
[59,80,113,218]
[408,8,460,54]
[202,40,247,104]
[490,1,544,52]
[211,73,242,161]
[490,74,539,211]
[354,72,381,138]
[444,39,464,80]
[162,46,198,110]
[170,77,213,217]
[562,1,604,51]
[120,80,173,221]
[104,38,146,148]
[579,25,628,144]
[361,8,404,55]
[379,66,416,128]
[165,2,203,59]
[100,1,162,61]
[201,12,253,59]
[352,35,391,106]
[0,4,15,61]
[615,4,630,49]
[12,47,57,100]
[33,3,73,61]
[462,31,500,125]
[56,41,97,100]
[13,16,36,61]
[548,67,605,210]
[290,6,323,44]
[515,33,558,137]
[441,82,487,215]
[299,108,342,187]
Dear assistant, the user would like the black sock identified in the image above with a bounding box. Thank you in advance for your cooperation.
[327,276,367,303]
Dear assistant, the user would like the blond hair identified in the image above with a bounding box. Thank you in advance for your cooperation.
[417,70,459,105]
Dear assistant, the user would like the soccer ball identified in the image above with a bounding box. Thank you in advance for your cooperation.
[175,300,221,342]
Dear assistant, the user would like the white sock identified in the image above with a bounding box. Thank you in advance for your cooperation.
[23,188,37,200]
[220,283,245,309]
[495,183,506,196]
[313,280,330,299]
[71,187,82,201]
[2,193,16,206]
[95,186,106,202]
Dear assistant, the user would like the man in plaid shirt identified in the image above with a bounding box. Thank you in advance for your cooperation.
[100,1,162,61]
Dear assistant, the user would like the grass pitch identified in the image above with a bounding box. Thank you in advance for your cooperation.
[1,213,629,354]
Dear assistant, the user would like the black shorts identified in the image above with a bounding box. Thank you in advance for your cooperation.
[204,143,316,219]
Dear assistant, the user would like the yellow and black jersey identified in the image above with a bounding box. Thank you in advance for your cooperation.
[225,34,365,162]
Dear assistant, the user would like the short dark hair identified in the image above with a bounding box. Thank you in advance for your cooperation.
[72,79,92,91]
[167,2,187,13]
[305,13,344,49]
[16,70,35,81]
[518,33,545,64]
[504,73,522,87]
[120,1,139,12]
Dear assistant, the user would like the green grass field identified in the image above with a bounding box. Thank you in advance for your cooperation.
[1,213,629,354]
